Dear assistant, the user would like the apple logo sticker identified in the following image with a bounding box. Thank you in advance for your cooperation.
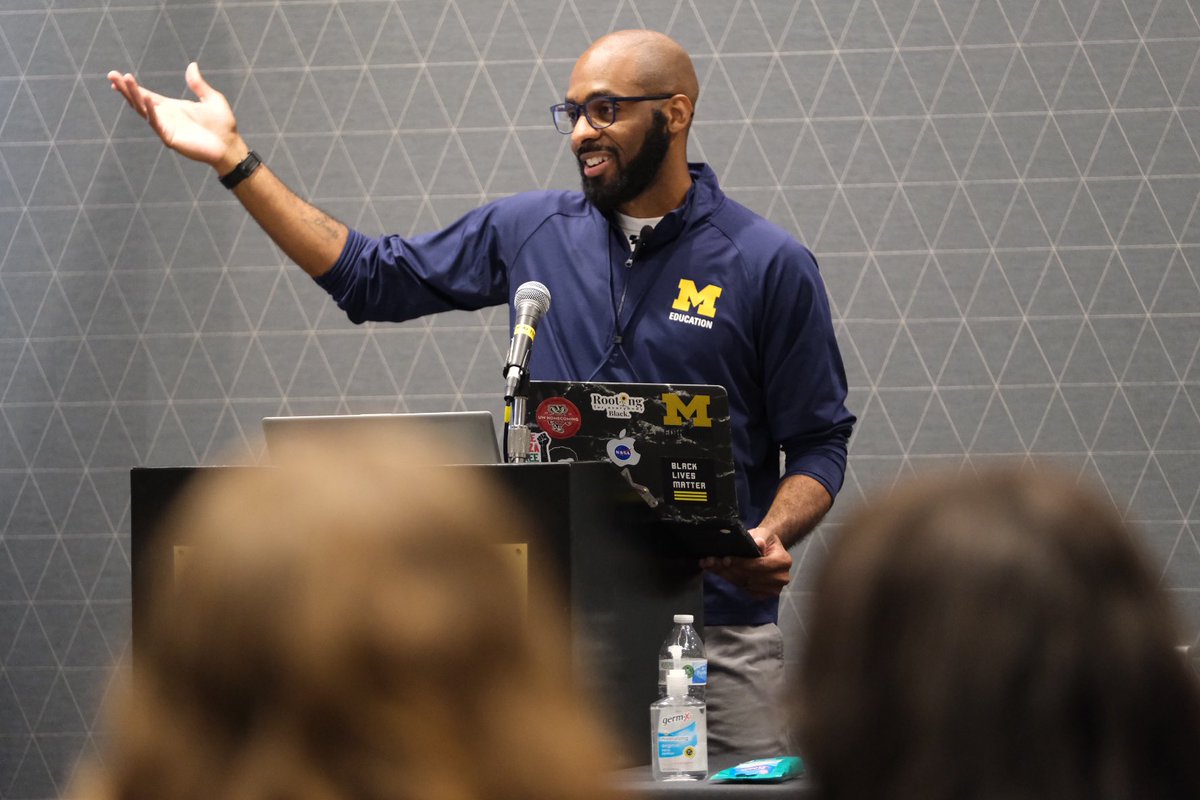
[606,429,641,466]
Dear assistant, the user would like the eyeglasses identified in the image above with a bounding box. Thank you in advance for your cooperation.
[550,95,674,134]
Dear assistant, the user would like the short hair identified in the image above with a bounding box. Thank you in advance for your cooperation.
[73,431,619,800]
[798,464,1200,800]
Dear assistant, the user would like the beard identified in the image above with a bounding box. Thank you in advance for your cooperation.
[579,110,671,215]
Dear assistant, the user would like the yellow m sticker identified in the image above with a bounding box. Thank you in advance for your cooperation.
[672,279,723,318]
[662,393,712,427]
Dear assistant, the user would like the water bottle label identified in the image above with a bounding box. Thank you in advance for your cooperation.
[656,707,707,770]
[659,658,707,687]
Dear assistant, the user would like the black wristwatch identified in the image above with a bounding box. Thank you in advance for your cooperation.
[219,151,262,190]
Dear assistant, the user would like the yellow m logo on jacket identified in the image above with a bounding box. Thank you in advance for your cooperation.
[672,280,723,318]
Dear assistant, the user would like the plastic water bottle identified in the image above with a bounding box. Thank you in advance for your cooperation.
[658,614,706,701]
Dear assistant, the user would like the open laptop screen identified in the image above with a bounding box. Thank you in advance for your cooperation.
[262,411,502,465]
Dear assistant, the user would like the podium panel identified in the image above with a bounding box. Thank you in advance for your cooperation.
[131,462,703,766]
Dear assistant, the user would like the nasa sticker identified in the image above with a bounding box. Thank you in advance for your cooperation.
[535,396,582,439]
[606,429,642,467]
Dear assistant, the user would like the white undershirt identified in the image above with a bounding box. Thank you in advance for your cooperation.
[615,211,664,250]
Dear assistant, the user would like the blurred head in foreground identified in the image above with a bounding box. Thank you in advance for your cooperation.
[74,431,618,800]
[798,464,1200,800]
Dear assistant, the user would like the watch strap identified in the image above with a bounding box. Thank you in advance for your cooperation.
[219,150,262,190]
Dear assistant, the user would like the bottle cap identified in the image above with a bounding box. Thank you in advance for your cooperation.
[673,614,694,624]
[668,644,683,666]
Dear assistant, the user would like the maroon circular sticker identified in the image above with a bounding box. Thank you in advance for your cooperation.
[535,396,582,439]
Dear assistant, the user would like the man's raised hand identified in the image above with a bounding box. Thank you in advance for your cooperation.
[107,62,242,170]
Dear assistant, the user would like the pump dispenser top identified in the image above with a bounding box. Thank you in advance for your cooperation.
[665,645,688,698]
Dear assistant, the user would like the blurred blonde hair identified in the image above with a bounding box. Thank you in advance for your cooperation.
[73,431,618,800]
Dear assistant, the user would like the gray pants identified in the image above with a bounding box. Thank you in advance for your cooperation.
[705,623,789,758]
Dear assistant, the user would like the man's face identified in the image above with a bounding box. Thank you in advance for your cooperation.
[566,45,674,215]
[576,108,671,215]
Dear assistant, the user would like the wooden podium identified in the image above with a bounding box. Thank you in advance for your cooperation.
[130,462,703,765]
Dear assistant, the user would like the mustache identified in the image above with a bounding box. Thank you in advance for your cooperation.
[576,144,617,157]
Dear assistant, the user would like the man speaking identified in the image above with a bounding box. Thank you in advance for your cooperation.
[108,28,855,756]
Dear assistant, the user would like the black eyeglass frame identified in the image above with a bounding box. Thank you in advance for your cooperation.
[550,94,675,134]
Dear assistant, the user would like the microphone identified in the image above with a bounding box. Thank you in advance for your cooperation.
[503,280,551,401]
[625,224,653,268]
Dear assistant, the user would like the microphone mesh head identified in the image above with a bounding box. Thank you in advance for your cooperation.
[514,280,551,316]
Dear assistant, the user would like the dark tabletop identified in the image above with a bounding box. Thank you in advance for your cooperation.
[613,755,819,799]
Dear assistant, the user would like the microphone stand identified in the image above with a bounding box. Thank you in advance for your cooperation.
[504,370,532,464]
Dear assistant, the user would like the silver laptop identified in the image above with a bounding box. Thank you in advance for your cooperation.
[262,411,501,465]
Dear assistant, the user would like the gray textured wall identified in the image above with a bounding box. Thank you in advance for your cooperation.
[2,0,1200,796]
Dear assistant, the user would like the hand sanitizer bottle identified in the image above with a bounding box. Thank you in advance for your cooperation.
[651,645,708,781]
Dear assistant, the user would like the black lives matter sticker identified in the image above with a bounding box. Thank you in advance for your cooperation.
[662,457,715,505]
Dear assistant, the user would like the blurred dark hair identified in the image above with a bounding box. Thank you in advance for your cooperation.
[798,464,1200,800]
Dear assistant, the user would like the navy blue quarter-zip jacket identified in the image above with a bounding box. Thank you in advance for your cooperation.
[317,163,855,625]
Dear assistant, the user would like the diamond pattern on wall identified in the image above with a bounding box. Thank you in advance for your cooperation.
[3,0,1200,795]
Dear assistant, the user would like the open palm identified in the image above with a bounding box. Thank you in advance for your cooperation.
[107,62,235,166]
